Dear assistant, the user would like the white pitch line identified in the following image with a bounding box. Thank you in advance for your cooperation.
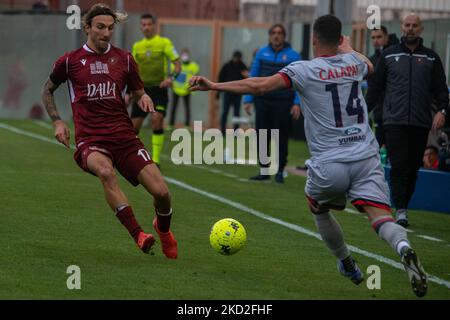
[165,155,243,181]
[344,208,362,215]
[2,122,450,290]
[195,166,239,179]
[416,235,445,242]
[0,122,76,149]
[2,169,83,177]
[222,172,239,179]
[33,120,54,130]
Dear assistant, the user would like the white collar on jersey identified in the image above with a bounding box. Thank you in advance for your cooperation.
[83,43,111,54]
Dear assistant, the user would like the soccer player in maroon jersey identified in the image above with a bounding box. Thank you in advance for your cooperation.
[41,4,178,259]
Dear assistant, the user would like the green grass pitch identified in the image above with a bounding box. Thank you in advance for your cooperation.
[0,119,449,299]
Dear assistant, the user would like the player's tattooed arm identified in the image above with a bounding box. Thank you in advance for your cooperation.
[42,77,62,122]
[42,77,71,148]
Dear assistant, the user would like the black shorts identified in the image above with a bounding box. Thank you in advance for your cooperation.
[131,86,168,118]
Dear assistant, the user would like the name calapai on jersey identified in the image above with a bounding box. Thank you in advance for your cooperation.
[279,52,379,163]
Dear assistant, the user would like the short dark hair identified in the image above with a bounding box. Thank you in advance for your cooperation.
[313,14,342,46]
[141,13,156,23]
[232,50,242,59]
[82,3,127,28]
[268,23,286,37]
[371,25,388,35]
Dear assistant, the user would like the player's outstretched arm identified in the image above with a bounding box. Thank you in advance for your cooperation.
[132,88,155,113]
[41,77,70,148]
[189,74,287,96]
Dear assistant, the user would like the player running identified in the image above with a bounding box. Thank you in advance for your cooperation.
[41,4,178,259]
[189,15,428,297]
[130,13,181,168]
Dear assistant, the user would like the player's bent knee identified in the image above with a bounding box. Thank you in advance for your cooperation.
[96,166,117,184]
[153,185,170,201]
[308,202,329,215]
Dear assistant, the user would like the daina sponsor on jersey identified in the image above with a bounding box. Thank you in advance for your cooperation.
[87,81,116,101]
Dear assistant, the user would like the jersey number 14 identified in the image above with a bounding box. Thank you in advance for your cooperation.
[325,81,364,128]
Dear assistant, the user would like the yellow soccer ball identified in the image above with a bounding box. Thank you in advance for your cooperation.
[209,218,246,255]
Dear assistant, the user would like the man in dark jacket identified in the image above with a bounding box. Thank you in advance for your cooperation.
[218,51,248,134]
[366,14,449,227]
[367,26,399,148]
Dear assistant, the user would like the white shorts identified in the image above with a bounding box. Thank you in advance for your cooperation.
[305,155,391,212]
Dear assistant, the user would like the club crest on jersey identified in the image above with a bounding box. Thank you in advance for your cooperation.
[87,81,116,100]
[90,61,109,74]
[80,59,87,66]
[109,57,118,65]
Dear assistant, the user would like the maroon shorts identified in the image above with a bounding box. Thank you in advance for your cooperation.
[74,138,153,186]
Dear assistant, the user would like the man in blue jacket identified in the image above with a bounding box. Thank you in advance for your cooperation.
[244,24,302,183]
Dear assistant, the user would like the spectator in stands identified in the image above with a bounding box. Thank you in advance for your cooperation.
[32,0,48,11]
[366,14,449,227]
[218,51,248,134]
[423,146,439,170]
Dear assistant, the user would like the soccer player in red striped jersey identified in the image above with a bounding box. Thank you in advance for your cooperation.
[41,3,177,259]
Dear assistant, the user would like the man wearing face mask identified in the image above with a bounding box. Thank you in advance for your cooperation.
[169,48,199,128]
[366,14,449,227]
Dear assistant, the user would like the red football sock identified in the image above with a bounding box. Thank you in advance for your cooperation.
[156,208,172,233]
[116,206,143,242]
